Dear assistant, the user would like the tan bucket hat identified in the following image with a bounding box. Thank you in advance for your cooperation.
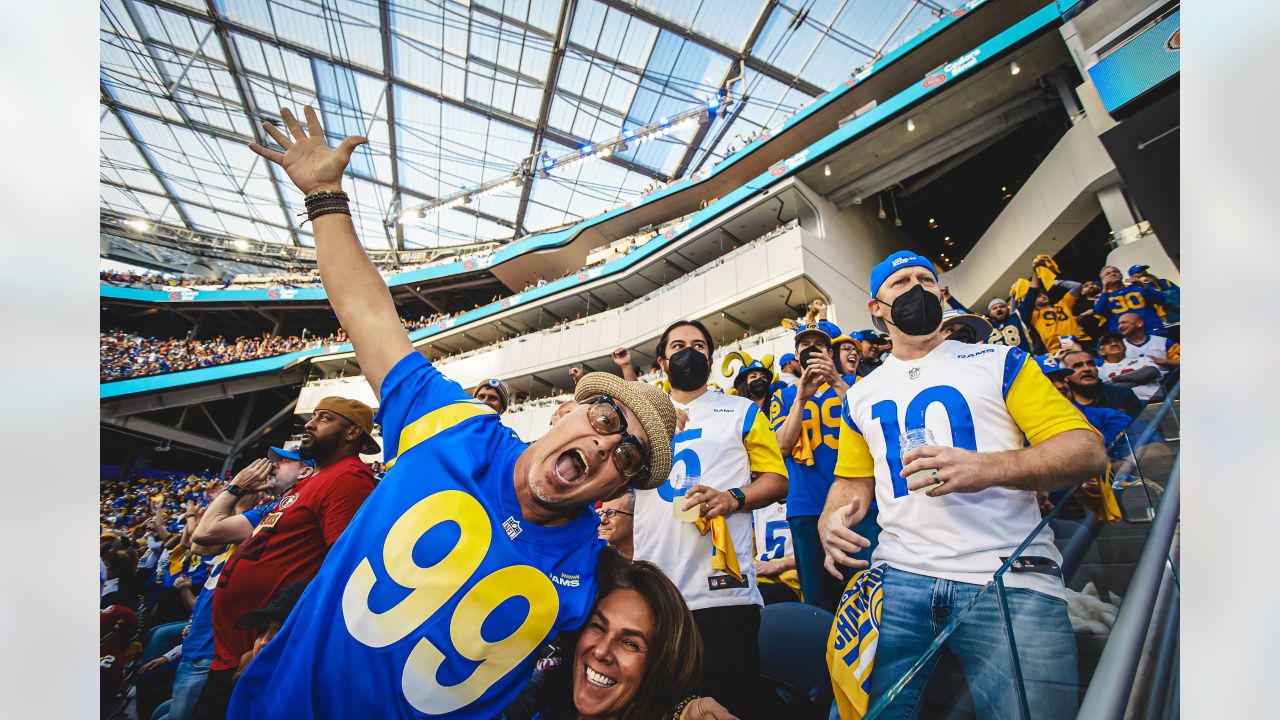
[573,372,675,490]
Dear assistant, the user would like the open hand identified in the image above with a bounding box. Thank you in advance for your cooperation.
[249,107,367,195]
[900,445,995,497]
[820,496,870,578]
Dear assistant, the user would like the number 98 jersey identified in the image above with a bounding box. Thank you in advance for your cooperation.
[834,341,1096,598]
[228,352,603,718]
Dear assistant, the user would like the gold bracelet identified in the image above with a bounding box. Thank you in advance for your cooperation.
[670,695,699,719]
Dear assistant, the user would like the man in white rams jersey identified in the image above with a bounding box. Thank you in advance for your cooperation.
[820,251,1107,719]
[632,319,788,720]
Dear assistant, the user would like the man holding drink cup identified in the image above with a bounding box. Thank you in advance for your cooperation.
[631,320,788,719]
[820,251,1107,719]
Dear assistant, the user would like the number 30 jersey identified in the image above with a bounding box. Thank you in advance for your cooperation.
[834,341,1096,597]
[228,352,603,719]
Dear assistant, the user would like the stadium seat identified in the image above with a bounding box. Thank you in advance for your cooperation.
[758,601,836,718]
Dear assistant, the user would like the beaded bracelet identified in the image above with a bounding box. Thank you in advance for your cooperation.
[668,695,700,720]
[301,190,350,224]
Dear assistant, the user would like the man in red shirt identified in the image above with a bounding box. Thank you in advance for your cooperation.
[193,397,378,720]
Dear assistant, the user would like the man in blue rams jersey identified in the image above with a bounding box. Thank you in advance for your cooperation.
[1091,265,1168,335]
[770,320,867,611]
[237,107,677,719]
[821,250,1107,720]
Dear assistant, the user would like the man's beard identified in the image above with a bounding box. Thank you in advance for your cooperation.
[1068,378,1103,399]
[299,433,339,460]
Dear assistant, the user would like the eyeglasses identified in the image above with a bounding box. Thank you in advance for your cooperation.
[583,395,650,482]
[596,508,634,520]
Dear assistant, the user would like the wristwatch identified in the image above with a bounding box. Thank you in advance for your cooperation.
[225,484,244,497]
[728,487,746,512]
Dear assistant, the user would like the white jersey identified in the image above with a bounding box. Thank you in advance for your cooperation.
[835,340,1096,597]
[1100,356,1161,401]
[1124,335,1178,373]
[752,502,793,562]
[633,391,787,611]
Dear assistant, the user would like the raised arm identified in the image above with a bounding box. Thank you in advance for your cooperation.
[249,107,412,395]
[192,458,270,546]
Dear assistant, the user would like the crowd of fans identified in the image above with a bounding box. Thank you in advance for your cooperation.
[101,251,1179,720]
[99,310,466,381]
[101,91,1180,719]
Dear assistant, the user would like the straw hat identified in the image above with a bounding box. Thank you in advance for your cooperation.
[574,372,675,490]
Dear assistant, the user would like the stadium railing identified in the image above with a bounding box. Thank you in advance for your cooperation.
[863,383,1181,720]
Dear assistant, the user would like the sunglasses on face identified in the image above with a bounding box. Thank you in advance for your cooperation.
[596,508,634,520]
[583,396,650,482]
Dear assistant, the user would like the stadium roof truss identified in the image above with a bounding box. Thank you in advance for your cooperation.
[100,0,961,254]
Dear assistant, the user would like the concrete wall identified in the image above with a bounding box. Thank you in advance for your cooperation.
[941,120,1120,307]
[790,179,906,329]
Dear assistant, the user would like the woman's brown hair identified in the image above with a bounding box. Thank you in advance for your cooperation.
[593,549,704,720]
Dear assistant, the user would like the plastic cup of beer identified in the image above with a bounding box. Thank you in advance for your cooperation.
[900,428,943,494]
[671,473,702,522]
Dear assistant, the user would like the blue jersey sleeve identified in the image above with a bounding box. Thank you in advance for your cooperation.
[375,351,494,463]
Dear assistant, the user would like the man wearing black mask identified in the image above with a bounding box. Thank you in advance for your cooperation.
[633,320,788,718]
[1059,349,1144,419]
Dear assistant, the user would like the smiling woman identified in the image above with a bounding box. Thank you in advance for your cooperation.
[505,552,737,720]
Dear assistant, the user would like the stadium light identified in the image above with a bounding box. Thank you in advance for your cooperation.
[1010,61,1021,76]
[125,219,152,232]
[233,238,251,251]
[906,118,916,132]
[824,164,831,176]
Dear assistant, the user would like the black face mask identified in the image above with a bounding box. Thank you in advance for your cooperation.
[879,284,943,336]
[798,345,825,369]
[746,378,770,398]
[667,347,710,391]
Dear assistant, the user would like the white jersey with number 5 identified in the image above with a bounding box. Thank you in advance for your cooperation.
[835,340,1097,597]
[634,391,787,611]
[752,502,792,562]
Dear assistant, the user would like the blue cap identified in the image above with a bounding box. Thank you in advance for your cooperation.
[733,359,775,384]
[1127,264,1150,277]
[1033,354,1072,378]
[779,353,797,368]
[268,446,316,468]
[793,319,842,346]
[869,251,938,300]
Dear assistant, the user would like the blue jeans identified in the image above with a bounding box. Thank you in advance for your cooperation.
[790,508,881,612]
[141,621,187,663]
[162,656,211,720]
[868,567,1078,720]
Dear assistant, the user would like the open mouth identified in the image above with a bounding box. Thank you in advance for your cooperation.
[585,664,616,688]
[554,448,589,484]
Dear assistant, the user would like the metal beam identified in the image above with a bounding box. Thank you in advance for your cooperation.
[100,102,516,231]
[379,0,407,251]
[131,0,661,196]
[203,0,303,247]
[516,0,576,236]
[198,402,231,442]
[674,0,777,179]
[592,0,824,97]
[230,398,298,455]
[103,415,233,455]
[101,84,197,233]
[100,365,310,418]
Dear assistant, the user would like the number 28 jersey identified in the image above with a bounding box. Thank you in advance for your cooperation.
[834,341,1096,597]
[228,352,603,719]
